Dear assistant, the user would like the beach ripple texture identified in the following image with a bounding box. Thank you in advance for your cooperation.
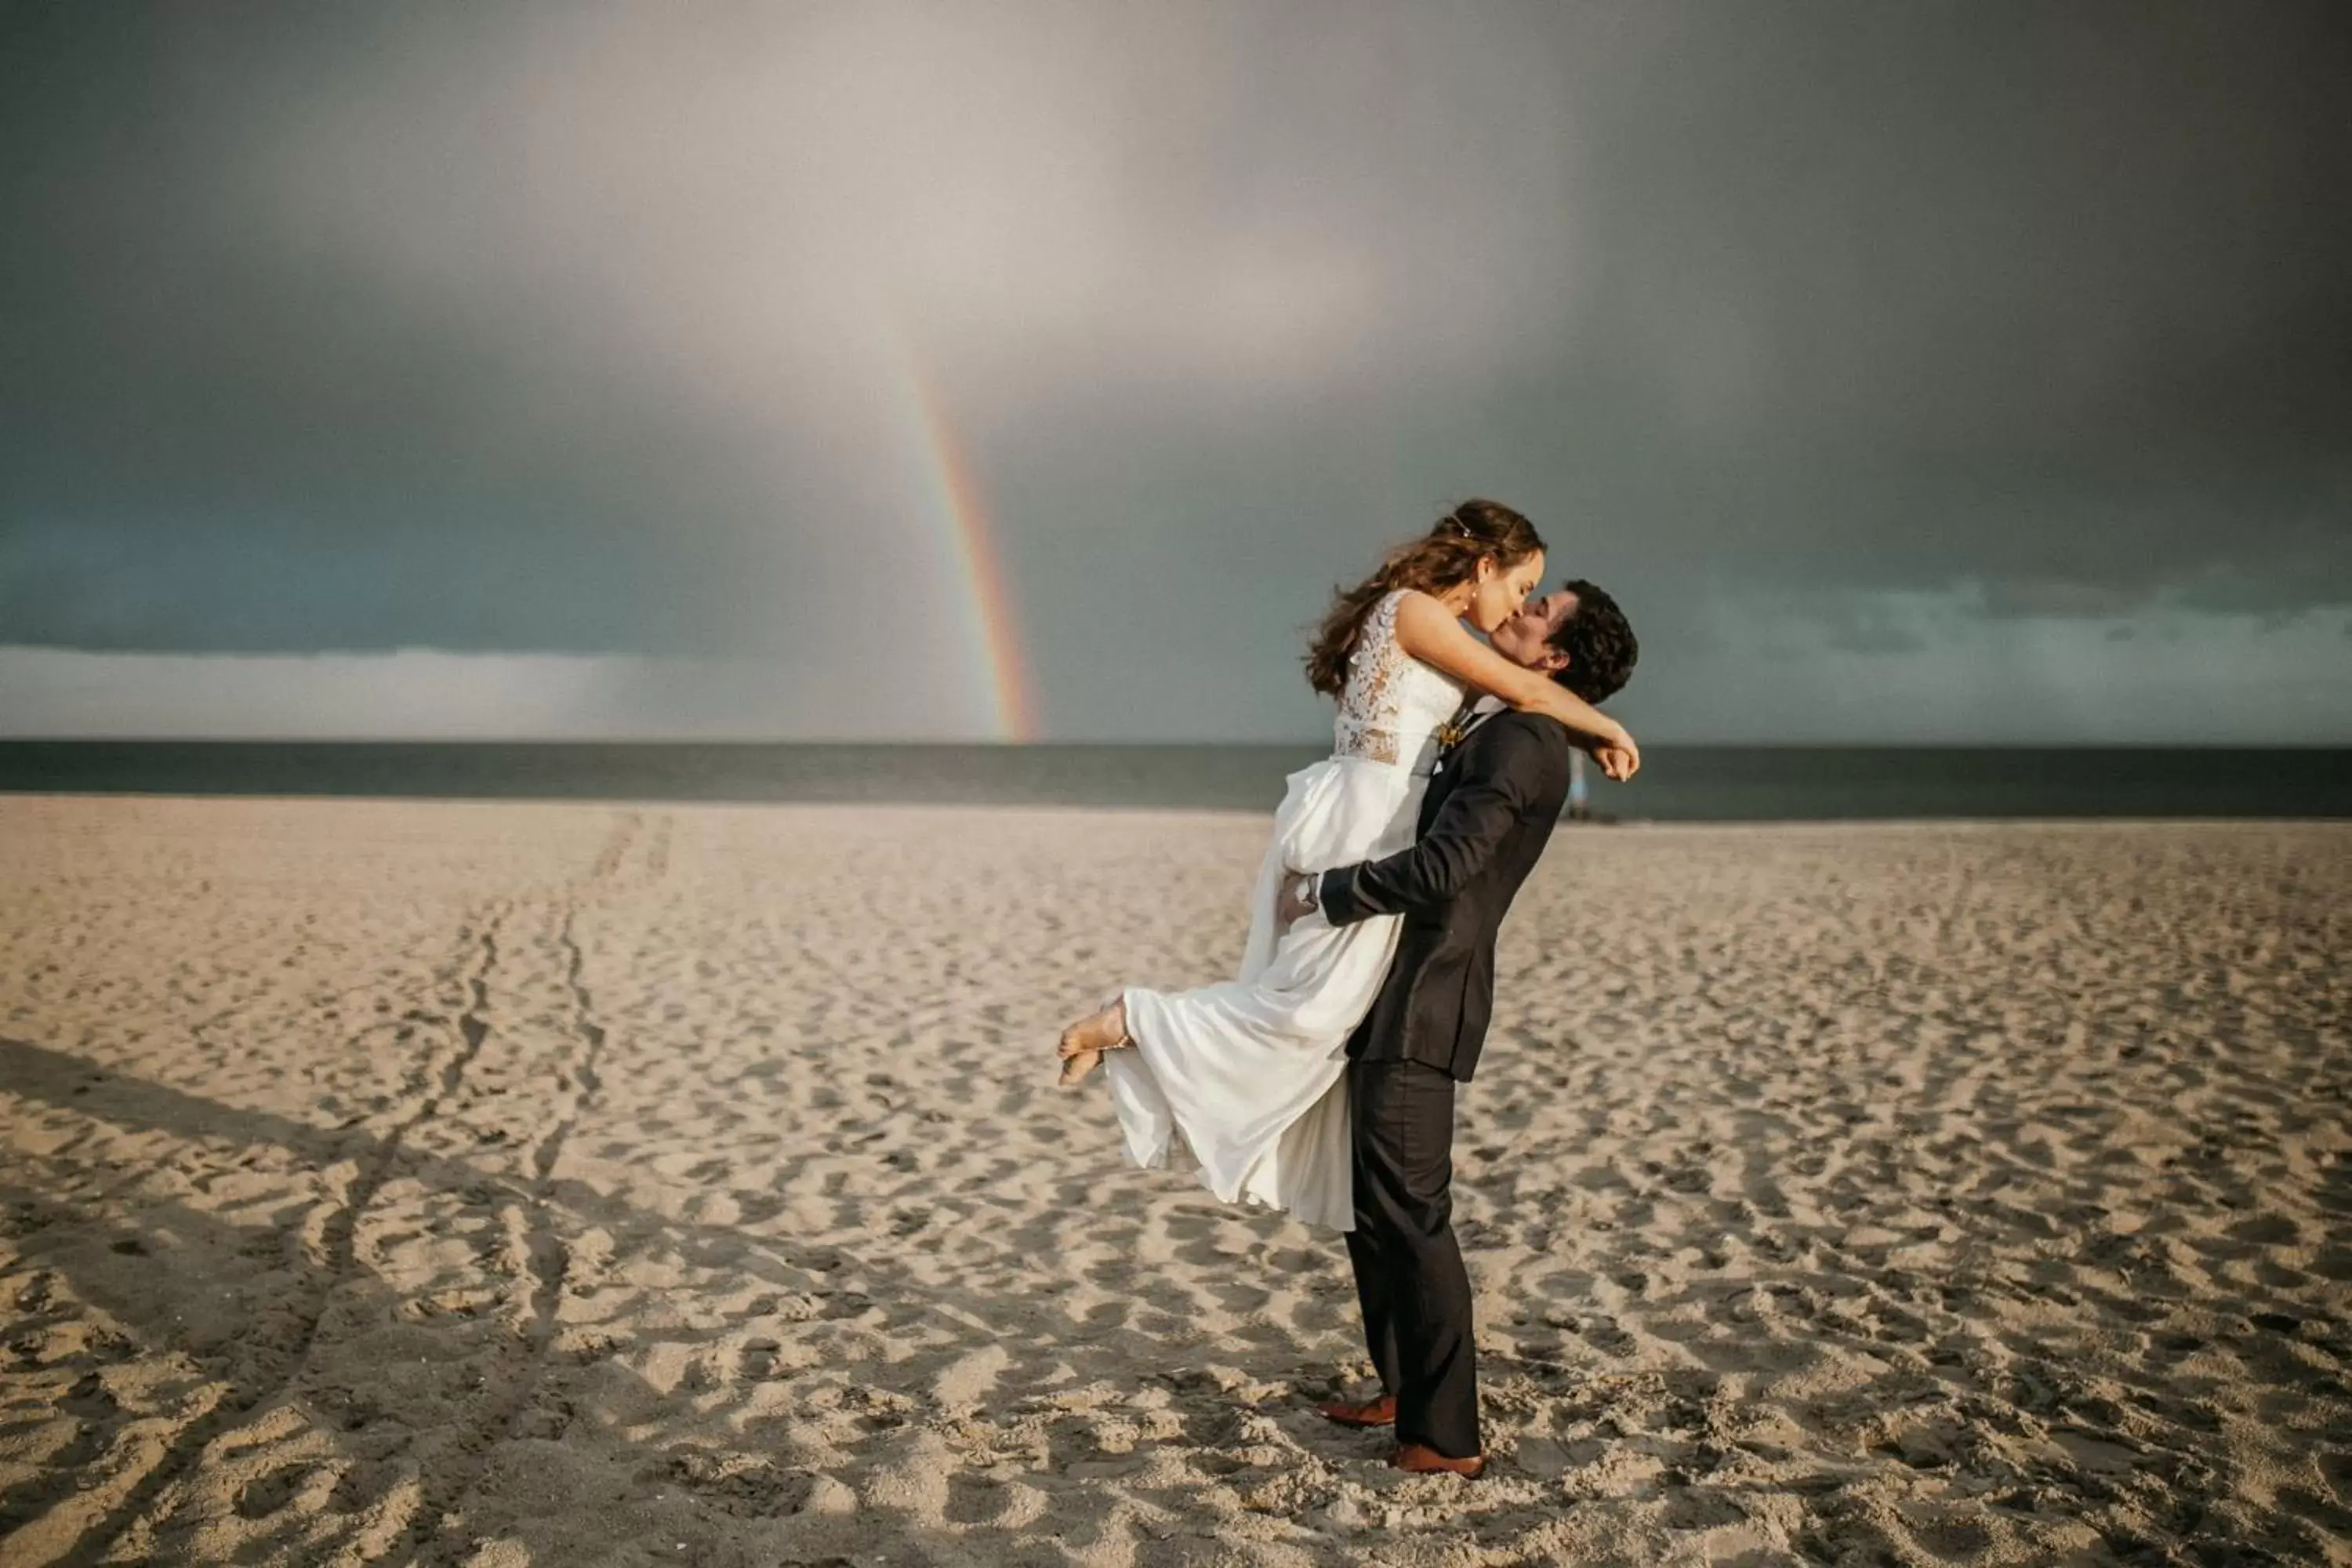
[0,798,2347,1566]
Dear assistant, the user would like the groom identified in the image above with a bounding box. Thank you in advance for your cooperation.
[1278,578,1639,1476]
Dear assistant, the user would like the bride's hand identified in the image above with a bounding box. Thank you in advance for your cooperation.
[1584,727,1640,782]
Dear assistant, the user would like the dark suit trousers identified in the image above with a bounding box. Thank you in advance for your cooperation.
[1343,1058,1480,1458]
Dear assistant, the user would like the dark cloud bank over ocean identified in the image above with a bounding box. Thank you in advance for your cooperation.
[3,2,2348,742]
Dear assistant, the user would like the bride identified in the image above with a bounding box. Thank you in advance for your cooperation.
[1054,500,1639,1231]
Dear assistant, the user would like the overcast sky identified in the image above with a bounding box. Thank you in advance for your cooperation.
[4,1,2347,742]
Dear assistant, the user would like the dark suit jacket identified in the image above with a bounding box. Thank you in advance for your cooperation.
[1317,710,1573,1082]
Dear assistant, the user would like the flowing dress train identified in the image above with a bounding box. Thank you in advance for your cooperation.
[1102,590,1466,1231]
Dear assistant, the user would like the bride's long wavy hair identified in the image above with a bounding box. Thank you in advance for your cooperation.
[1303,499,1546,698]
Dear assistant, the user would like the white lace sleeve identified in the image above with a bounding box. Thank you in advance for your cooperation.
[1332,590,1409,764]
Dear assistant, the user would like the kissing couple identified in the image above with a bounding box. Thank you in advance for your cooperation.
[1057,499,1641,1478]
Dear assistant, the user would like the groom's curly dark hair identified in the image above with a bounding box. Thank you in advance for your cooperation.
[1547,579,1638,704]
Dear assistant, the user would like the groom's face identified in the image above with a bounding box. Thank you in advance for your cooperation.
[1487,588,1578,673]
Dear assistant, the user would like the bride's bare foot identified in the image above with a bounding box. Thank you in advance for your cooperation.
[1056,1000,1131,1090]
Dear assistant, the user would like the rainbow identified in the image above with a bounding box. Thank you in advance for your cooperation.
[892,338,1041,742]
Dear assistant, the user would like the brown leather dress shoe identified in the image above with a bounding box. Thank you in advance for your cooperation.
[1316,1394,1396,1428]
[1391,1443,1487,1478]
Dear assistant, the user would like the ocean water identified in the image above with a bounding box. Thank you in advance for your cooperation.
[1,742,2345,820]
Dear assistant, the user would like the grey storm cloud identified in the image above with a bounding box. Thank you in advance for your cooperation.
[2,1,2348,739]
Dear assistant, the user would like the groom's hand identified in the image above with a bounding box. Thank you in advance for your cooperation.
[1276,868,1317,925]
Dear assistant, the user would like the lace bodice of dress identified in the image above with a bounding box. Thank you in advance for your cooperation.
[1332,589,1468,771]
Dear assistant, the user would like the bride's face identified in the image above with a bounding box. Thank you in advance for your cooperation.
[1465,550,1545,634]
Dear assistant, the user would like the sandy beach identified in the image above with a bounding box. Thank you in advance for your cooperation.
[1,796,2346,1566]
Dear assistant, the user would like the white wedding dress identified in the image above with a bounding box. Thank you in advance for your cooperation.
[1104,590,1467,1231]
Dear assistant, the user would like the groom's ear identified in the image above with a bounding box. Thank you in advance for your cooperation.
[1536,644,1571,674]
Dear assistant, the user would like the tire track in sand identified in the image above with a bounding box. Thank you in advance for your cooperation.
[421,817,634,1555]
[53,906,506,1568]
